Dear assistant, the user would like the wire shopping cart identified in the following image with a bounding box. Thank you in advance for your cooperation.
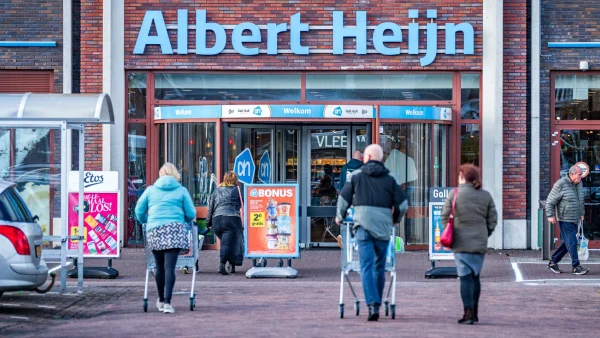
[143,224,203,312]
[339,221,397,319]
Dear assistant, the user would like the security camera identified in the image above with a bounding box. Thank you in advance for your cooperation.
[580,61,589,71]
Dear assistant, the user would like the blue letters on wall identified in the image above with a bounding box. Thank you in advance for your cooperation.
[133,9,476,66]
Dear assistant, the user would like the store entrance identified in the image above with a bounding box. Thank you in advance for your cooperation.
[223,123,371,247]
[552,128,600,248]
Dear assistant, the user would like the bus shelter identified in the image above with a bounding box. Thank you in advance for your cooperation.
[0,93,115,292]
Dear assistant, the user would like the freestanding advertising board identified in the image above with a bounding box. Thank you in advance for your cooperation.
[429,187,455,261]
[67,191,120,258]
[425,187,458,279]
[244,184,300,259]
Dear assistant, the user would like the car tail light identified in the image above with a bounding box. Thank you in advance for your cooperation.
[0,225,31,255]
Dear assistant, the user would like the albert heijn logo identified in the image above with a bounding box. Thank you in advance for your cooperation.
[333,106,343,116]
[234,148,255,185]
[253,106,263,116]
[250,189,258,197]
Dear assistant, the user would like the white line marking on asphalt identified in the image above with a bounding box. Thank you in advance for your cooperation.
[10,316,29,320]
[1,303,21,307]
[48,262,72,273]
[512,262,524,282]
[37,305,56,309]
[522,278,600,282]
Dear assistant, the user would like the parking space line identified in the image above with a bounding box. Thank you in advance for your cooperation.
[10,316,29,320]
[1,303,21,307]
[48,262,72,273]
[37,305,56,309]
[511,262,524,282]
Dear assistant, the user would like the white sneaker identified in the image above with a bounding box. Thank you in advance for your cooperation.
[163,303,175,314]
[156,299,164,311]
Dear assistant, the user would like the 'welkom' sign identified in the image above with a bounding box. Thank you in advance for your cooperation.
[134,9,475,66]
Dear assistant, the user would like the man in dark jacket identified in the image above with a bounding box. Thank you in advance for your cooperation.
[336,144,407,321]
[545,165,589,275]
[340,150,363,188]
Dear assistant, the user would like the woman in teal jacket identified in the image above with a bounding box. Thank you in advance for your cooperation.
[135,163,196,314]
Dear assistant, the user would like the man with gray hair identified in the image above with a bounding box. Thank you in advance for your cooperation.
[545,165,589,275]
[336,144,407,321]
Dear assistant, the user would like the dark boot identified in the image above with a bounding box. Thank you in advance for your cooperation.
[229,263,235,274]
[458,308,475,325]
[473,306,478,323]
[368,305,380,321]
[218,263,229,275]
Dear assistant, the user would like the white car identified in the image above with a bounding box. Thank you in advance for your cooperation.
[0,180,48,297]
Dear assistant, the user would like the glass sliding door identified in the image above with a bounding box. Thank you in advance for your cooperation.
[225,125,274,185]
[380,123,449,246]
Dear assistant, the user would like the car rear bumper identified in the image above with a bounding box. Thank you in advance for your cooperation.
[0,259,48,292]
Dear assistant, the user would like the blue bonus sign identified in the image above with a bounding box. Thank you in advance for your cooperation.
[234,148,255,184]
[258,151,271,184]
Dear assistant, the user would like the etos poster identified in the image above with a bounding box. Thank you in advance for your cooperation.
[244,184,299,258]
[68,192,120,258]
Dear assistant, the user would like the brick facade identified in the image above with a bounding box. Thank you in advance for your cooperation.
[540,1,600,198]
[80,0,104,171]
[502,0,528,220]
[0,0,63,92]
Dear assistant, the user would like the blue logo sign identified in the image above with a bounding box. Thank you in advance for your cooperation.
[134,9,475,66]
[253,106,263,116]
[333,106,343,116]
[258,151,271,184]
[250,189,258,197]
[380,106,453,121]
[234,148,255,184]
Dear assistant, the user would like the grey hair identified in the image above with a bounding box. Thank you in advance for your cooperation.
[569,165,581,175]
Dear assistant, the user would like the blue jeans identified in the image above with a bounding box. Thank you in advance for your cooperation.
[551,221,580,267]
[355,227,389,307]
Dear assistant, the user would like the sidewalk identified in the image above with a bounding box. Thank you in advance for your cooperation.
[71,248,598,285]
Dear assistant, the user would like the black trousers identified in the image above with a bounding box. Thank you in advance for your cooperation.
[213,216,243,265]
[152,248,180,304]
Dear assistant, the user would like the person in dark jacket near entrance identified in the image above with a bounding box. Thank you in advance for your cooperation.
[441,164,497,325]
[340,150,363,188]
[545,165,589,275]
[336,144,407,321]
[207,171,244,275]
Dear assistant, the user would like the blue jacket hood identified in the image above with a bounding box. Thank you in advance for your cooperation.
[346,158,363,170]
[154,176,182,190]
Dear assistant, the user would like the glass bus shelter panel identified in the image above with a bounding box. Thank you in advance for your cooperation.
[380,123,434,245]
[559,130,600,240]
[309,129,348,243]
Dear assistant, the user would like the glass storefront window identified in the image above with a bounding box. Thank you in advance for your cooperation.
[155,73,301,101]
[166,123,216,206]
[555,75,600,121]
[461,74,480,119]
[306,74,453,101]
[226,127,272,184]
[128,73,147,119]
[433,124,450,187]
[127,124,147,245]
[461,124,480,166]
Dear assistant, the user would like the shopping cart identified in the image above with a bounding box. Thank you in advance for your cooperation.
[339,221,396,319]
[143,224,203,312]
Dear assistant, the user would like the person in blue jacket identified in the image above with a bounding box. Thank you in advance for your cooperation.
[135,162,196,314]
[340,150,363,189]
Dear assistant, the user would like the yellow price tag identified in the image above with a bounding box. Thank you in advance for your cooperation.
[70,227,88,243]
[250,212,265,227]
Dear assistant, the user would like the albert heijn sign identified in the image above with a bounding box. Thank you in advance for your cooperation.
[133,9,475,66]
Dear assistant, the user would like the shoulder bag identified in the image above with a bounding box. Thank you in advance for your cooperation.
[440,188,458,248]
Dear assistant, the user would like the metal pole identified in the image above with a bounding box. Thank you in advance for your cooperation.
[78,125,85,288]
[60,122,68,292]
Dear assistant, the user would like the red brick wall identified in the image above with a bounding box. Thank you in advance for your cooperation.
[124,0,483,70]
[81,0,103,171]
[503,0,528,220]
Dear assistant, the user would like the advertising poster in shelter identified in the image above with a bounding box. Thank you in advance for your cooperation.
[244,184,299,258]
[67,192,120,258]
